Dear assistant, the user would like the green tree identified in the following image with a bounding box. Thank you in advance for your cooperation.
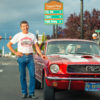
[0,50,2,53]
[11,48,17,55]
[41,32,47,51]
[42,32,47,42]
[64,9,100,39]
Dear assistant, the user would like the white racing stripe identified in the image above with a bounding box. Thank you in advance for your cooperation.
[60,55,89,62]
[94,57,100,62]
[0,69,3,73]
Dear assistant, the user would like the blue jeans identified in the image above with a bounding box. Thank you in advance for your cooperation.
[17,55,35,95]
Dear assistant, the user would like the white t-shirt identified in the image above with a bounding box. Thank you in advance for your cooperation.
[10,32,37,53]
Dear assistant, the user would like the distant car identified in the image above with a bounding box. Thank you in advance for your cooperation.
[34,39,100,100]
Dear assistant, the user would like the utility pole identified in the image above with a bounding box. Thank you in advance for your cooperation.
[53,25,55,38]
[55,24,58,38]
[80,0,84,39]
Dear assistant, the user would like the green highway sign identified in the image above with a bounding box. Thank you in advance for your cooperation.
[95,30,100,32]
[45,15,63,19]
[45,20,63,24]
[44,1,63,24]
[44,10,63,14]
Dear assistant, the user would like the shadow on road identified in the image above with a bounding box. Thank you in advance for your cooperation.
[56,91,100,100]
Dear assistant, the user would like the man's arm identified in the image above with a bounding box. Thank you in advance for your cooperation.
[34,43,47,59]
[7,41,23,57]
[34,43,43,57]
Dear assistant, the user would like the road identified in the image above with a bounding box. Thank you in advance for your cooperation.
[0,57,100,100]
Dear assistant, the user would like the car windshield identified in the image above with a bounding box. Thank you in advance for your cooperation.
[46,41,100,56]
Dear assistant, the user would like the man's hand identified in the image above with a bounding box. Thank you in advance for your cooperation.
[7,41,23,57]
[15,52,23,57]
[40,55,48,60]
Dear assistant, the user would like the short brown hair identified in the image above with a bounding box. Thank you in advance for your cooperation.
[20,20,29,26]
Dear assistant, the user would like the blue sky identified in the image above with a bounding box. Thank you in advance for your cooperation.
[0,0,100,53]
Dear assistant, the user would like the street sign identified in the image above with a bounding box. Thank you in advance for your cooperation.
[44,10,63,14]
[45,15,63,19]
[45,20,63,24]
[44,1,63,24]
[45,1,63,10]
[95,30,100,33]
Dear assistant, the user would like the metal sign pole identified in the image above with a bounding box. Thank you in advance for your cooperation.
[80,0,84,39]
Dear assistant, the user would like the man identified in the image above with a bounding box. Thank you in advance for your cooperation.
[92,33,98,40]
[92,33,99,45]
[7,21,45,99]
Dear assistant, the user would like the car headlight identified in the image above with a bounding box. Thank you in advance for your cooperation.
[50,64,59,73]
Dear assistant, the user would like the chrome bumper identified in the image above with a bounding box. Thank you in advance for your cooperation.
[46,76,100,81]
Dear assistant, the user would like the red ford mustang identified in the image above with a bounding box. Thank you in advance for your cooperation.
[34,39,100,100]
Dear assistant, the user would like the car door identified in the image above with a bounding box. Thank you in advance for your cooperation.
[34,42,46,82]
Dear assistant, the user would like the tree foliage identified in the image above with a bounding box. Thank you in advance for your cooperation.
[63,9,100,39]
[42,32,47,42]
[0,50,2,53]
[11,48,17,55]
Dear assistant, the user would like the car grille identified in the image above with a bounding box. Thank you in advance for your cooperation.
[67,65,100,73]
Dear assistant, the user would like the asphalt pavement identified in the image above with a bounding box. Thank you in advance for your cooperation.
[0,57,43,100]
[0,57,100,100]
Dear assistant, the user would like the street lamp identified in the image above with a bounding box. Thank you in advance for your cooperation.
[0,35,12,56]
[80,0,84,39]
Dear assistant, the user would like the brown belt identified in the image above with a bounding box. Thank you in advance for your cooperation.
[23,53,33,56]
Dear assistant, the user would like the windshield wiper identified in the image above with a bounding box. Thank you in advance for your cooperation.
[75,52,92,55]
[65,52,75,55]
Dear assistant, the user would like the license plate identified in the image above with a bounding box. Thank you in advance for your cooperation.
[85,83,100,91]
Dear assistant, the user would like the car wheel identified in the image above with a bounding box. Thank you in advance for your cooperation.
[44,77,55,100]
[35,79,41,89]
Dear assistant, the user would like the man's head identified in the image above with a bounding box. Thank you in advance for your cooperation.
[20,21,29,34]
[92,33,98,40]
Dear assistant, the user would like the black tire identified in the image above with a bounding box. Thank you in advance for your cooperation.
[35,79,41,89]
[41,77,44,89]
[44,77,55,100]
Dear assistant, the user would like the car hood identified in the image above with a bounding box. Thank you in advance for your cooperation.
[47,54,100,64]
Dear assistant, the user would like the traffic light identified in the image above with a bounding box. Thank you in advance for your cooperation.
[0,36,2,40]
[0,36,12,40]
[9,36,12,40]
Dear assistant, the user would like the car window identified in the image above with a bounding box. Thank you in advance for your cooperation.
[46,41,100,56]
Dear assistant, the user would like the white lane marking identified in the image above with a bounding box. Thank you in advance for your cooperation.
[1,62,18,65]
[0,69,3,73]
[2,63,8,65]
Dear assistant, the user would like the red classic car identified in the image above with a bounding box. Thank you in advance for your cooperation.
[34,39,100,100]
